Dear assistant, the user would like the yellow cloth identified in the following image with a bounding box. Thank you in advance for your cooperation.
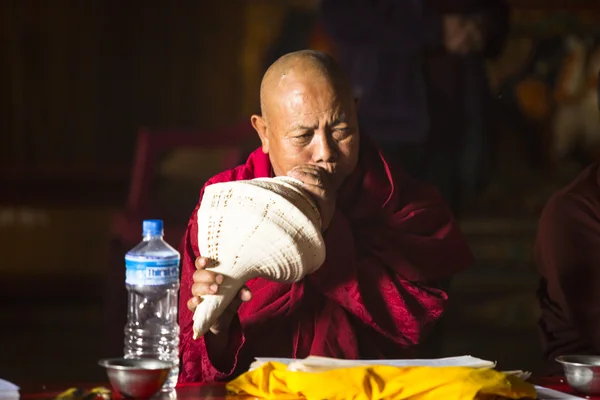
[225,362,537,400]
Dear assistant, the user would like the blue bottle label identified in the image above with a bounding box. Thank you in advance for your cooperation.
[125,255,180,286]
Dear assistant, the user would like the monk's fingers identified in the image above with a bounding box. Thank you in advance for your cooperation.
[289,165,323,179]
[294,165,334,188]
[288,167,317,184]
[289,170,325,187]
[296,182,330,203]
[193,269,223,285]
[195,257,208,269]
[187,296,203,312]
[191,281,219,297]
[239,285,252,302]
[195,256,219,270]
[223,286,252,313]
[293,164,328,176]
[290,164,322,174]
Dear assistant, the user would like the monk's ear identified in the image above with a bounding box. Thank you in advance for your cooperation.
[251,114,269,154]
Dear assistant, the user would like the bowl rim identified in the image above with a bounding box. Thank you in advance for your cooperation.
[555,355,600,367]
[98,358,175,371]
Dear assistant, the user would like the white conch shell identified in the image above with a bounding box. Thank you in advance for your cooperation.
[192,176,326,339]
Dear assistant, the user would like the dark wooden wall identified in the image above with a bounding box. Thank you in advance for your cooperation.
[0,1,246,201]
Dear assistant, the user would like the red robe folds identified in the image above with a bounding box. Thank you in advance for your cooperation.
[177,138,473,383]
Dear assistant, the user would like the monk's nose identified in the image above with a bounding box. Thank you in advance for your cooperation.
[314,134,337,164]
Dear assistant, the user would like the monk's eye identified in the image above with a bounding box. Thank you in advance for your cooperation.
[292,133,313,144]
[332,127,353,141]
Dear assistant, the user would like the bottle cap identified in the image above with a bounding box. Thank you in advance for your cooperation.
[142,219,163,236]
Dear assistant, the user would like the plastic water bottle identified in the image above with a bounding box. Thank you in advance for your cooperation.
[124,219,180,391]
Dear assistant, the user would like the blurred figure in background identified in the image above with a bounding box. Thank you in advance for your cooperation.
[319,0,509,215]
[534,70,600,375]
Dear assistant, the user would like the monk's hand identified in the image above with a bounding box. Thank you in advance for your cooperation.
[188,256,252,336]
[287,164,336,232]
[443,14,485,55]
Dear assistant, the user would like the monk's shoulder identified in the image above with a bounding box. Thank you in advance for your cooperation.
[535,164,600,275]
[200,148,267,190]
[201,163,256,190]
[540,163,600,229]
[359,137,448,212]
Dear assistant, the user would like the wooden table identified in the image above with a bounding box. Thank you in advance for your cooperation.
[18,377,600,399]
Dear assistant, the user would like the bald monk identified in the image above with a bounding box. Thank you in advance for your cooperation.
[535,164,600,374]
[178,50,474,383]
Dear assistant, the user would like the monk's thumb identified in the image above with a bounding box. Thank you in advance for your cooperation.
[240,286,252,302]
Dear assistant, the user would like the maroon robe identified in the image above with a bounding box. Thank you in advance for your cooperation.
[177,137,474,383]
[535,163,600,374]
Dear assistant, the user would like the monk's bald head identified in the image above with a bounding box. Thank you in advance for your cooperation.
[259,50,353,120]
[251,50,360,191]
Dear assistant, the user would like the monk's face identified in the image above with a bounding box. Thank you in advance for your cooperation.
[252,74,360,191]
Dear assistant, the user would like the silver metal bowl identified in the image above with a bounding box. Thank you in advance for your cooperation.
[98,358,174,398]
[556,355,600,395]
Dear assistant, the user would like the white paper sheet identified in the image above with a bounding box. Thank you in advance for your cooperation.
[251,355,496,372]
[535,385,585,400]
[0,378,19,400]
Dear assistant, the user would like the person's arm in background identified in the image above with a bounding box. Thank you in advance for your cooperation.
[427,0,509,58]
[535,192,600,353]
